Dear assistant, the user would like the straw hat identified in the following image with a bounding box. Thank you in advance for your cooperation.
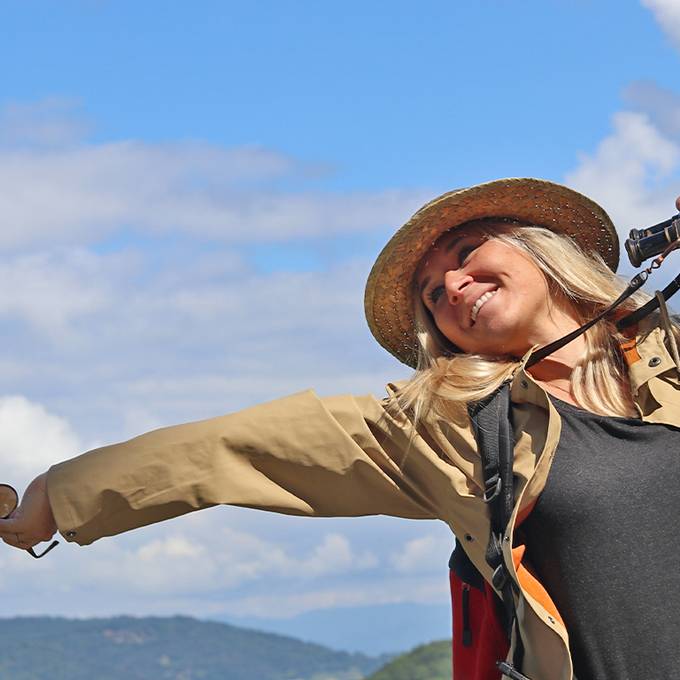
[364,177,619,368]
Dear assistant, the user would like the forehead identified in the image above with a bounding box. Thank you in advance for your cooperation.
[430,227,480,251]
[415,224,487,278]
[416,218,520,271]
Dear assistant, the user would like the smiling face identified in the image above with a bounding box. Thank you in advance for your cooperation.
[415,221,581,357]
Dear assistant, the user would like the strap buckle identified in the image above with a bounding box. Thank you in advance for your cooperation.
[491,563,509,591]
[483,473,501,503]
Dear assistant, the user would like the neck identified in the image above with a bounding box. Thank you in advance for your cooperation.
[527,335,586,378]
[525,315,587,404]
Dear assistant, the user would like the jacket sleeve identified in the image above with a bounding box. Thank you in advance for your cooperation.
[46,390,440,545]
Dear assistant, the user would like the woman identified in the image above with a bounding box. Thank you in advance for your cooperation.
[2,178,680,680]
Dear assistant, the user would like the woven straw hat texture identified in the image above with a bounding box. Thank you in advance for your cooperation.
[364,177,619,368]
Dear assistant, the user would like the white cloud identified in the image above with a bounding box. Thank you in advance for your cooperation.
[0,396,82,487]
[642,0,680,50]
[0,513,380,605]
[0,249,114,340]
[0,99,423,624]
[0,101,428,251]
[564,101,680,292]
[137,534,204,561]
[0,240,406,444]
[0,100,412,448]
[218,576,450,619]
[291,533,378,576]
[390,534,453,574]
[564,110,680,245]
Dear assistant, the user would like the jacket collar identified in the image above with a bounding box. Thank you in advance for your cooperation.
[516,317,676,397]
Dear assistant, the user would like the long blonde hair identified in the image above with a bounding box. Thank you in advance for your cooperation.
[395,222,670,421]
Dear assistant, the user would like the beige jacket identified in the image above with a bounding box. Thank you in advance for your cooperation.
[46,318,678,680]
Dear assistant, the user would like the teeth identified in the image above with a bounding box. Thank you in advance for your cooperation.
[470,290,498,323]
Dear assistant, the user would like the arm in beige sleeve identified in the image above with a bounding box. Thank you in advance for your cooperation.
[47,390,440,545]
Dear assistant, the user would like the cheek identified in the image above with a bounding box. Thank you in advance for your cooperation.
[434,311,475,351]
[519,268,550,303]
[501,251,549,298]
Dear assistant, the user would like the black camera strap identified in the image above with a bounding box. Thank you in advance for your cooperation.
[616,271,680,331]
[527,246,680,369]
[526,271,649,368]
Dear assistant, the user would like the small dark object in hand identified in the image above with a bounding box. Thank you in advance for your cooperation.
[0,484,18,519]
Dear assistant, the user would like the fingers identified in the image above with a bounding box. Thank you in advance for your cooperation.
[676,195,680,212]
[0,516,25,536]
[0,527,52,551]
[0,521,30,549]
[1,532,27,550]
[0,517,21,542]
[0,514,55,550]
[2,533,28,550]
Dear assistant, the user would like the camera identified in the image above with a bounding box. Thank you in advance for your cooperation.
[625,214,680,268]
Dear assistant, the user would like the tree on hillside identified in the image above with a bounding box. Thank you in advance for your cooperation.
[366,640,451,680]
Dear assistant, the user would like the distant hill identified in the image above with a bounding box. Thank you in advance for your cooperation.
[0,616,390,680]
[365,640,451,680]
[224,602,451,655]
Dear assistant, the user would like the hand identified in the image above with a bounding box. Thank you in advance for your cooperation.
[676,195,680,212]
[0,473,57,551]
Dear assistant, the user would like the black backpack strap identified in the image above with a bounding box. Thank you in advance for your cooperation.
[468,381,530,679]
[449,541,484,590]
[468,382,514,532]
[468,382,515,621]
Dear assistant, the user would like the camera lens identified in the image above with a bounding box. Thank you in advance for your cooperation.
[0,484,18,519]
[625,238,644,268]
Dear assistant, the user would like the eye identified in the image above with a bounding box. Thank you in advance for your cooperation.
[428,285,445,306]
[457,243,478,267]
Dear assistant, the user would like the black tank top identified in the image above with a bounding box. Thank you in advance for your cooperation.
[521,397,680,680]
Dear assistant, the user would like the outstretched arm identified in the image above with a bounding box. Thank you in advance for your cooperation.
[1,390,446,549]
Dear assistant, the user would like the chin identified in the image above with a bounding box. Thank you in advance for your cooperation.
[465,329,526,357]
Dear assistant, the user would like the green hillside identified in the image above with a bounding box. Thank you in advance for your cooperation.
[0,616,390,680]
[365,640,451,680]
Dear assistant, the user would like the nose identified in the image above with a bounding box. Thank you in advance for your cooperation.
[444,270,473,305]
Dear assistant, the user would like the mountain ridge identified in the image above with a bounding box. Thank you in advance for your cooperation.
[0,615,391,680]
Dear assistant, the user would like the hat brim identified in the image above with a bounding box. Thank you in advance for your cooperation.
[364,177,619,368]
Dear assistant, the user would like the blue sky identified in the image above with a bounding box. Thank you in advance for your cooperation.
[0,0,679,656]
[3,0,677,189]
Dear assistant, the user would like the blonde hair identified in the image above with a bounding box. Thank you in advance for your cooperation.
[394,222,673,421]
